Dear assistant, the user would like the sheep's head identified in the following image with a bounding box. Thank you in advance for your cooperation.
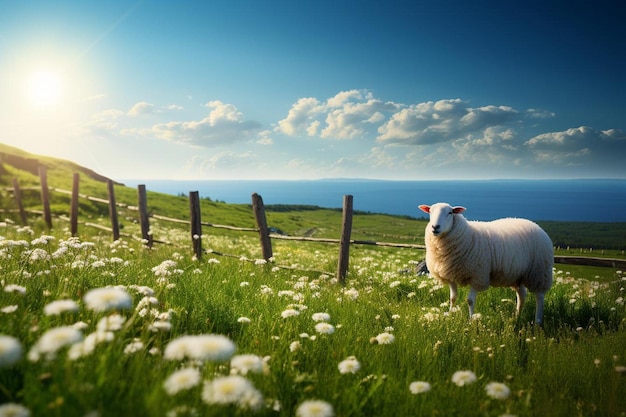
[419,203,466,237]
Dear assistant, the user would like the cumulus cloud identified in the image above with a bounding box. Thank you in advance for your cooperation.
[78,91,624,178]
[276,97,323,136]
[276,90,399,139]
[150,100,262,146]
[525,126,626,165]
[376,99,520,145]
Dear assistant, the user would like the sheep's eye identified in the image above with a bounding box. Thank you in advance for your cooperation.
[448,211,453,215]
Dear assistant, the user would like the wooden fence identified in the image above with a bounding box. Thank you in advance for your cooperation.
[3,167,626,282]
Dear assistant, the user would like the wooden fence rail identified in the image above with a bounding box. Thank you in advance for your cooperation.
[3,168,626,279]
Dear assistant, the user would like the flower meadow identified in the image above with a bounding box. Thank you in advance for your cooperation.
[1,221,625,417]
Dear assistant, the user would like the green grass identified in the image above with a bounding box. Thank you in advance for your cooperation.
[1,220,625,417]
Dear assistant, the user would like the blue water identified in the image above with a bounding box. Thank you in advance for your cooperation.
[118,179,626,223]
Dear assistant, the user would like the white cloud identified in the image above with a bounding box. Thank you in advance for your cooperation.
[276,97,323,136]
[321,93,398,139]
[256,130,274,145]
[128,101,156,117]
[150,100,262,146]
[76,91,625,179]
[525,108,556,119]
[277,90,399,140]
[376,99,519,145]
[524,126,626,165]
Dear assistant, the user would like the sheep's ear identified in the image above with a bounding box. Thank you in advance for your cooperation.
[452,206,466,214]
[418,205,431,214]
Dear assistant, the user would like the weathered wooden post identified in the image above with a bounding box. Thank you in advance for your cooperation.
[189,191,202,259]
[70,173,79,237]
[336,194,353,285]
[251,192,273,261]
[107,179,120,241]
[12,178,27,225]
[38,166,52,228]
[137,184,153,247]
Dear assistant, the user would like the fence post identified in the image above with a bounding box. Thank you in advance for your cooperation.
[107,179,120,241]
[39,166,53,228]
[70,173,79,237]
[189,191,202,259]
[12,178,28,225]
[251,193,273,261]
[137,184,153,247]
[336,194,353,285]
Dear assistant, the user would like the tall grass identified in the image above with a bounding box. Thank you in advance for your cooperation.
[1,220,625,417]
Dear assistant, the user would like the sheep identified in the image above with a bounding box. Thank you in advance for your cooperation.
[418,202,553,324]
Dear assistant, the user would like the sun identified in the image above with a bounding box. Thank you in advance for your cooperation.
[26,69,64,107]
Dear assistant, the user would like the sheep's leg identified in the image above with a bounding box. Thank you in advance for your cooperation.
[534,291,545,325]
[449,282,458,310]
[514,285,527,316]
[467,287,477,318]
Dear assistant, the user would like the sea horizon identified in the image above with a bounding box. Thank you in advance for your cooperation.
[118,178,626,223]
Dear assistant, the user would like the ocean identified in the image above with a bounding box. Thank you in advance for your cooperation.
[118,179,626,223]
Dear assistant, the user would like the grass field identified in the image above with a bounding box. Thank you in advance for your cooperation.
[1,143,625,416]
[1,217,625,417]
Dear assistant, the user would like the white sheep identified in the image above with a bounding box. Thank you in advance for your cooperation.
[418,202,553,324]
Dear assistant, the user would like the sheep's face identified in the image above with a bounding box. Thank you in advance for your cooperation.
[419,203,466,237]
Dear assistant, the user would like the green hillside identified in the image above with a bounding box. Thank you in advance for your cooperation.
[1,142,625,253]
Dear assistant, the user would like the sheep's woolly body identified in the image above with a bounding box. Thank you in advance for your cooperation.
[420,202,553,323]
[425,215,553,293]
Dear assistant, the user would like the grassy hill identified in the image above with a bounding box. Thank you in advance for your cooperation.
[1,141,625,254]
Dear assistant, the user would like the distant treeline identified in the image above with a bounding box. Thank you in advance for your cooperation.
[264,204,421,220]
[538,221,626,251]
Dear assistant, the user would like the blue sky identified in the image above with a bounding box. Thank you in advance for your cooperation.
[0,0,624,180]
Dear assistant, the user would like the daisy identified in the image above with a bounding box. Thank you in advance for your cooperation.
[451,370,477,387]
[338,356,360,374]
[231,354,265,375]
[97,314,126,332]
[164,334,236,362]
[289,341,301,352]
[0,335,22,367]
[163,367,201,395]
[149,320,172,332]
[281,308,300,318]
[44,299,79,316]
[315,323,335,335]
[28,326,83,361]
[3,284,26,294]
[375,332,395,345]
[124,339,145,355]
[201,375,263,410]
[83,287,132,312]
[1,305,18,314]
[485,382,511,400]
[67,331,114,360]
[0,403,30,417]
[311,312,330,322]
[191,334,236,361]
[409,381,431,394]
[295,400,334,417]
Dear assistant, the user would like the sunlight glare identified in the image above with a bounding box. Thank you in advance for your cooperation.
[26,70,64,107]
